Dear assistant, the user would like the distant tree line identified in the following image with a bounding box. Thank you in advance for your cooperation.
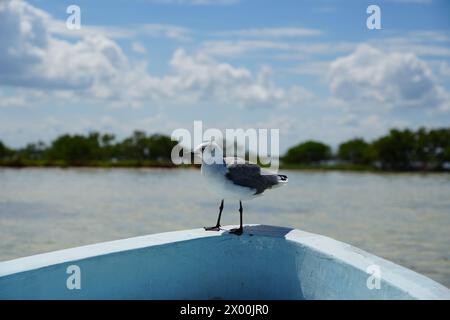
[0,128,449,171]
[0,131,177,167]
[282,128,450,171]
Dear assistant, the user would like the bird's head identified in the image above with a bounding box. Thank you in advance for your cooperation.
[193,140,221,154]
[193,140,223,164]
[193,142,209,155]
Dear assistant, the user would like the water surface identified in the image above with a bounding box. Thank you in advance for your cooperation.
[0,168,449,287]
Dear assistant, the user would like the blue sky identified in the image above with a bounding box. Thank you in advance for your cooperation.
[1,0,449,151]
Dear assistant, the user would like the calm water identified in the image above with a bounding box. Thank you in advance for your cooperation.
[0,168,449,287]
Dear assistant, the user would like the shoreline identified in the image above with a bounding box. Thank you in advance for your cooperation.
[1,161,448,173]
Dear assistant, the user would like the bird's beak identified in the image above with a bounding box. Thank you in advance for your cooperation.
[193,145,202,155]
[193,142,208,155]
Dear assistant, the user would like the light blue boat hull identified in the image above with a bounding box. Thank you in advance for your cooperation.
[0,225,449,299]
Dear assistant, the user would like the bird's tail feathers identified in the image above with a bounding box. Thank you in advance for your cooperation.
[276,174,288,185]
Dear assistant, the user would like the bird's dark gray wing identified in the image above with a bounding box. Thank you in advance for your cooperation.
[225,162,279,195]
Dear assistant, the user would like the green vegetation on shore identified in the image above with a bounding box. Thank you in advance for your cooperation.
[0,131,178,168]
[282,128,450,171]
[1,128,449,172]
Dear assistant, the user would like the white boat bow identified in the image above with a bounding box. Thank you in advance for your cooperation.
[0,225,449,300]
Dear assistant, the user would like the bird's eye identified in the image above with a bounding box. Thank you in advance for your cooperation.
[201,146,206,152]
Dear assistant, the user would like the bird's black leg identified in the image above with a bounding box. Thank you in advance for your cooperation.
[230,201,243,235]
[204,199,224,231]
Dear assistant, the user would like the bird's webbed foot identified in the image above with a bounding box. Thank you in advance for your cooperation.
[229,227,243,235]
[204,225,221,231]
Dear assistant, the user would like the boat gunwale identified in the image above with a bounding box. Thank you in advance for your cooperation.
[0,224,449,300]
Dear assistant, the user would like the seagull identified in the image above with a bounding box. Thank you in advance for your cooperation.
[194,141,288,235]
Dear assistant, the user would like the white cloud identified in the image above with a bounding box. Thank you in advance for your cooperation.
[48,20,192,42]
[147,49,313,108]
[48,22,135,40]
[131,42,147,54]
[139,24,192,41]
[200,40,291,57]
[0,0,131,93]
[0,87,55,109]
[328,44,449,110]
[438,61,450,77]
[218,27,322,38]
[0,95,27,108]
[200,39,355,58]
[0,0,314,110]
[373,36,450,58]
[290,61,330,76]
[407,31,450,43]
